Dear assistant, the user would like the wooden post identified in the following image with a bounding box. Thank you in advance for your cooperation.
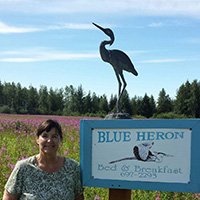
[105,112,132,200]
[109,188,131,200]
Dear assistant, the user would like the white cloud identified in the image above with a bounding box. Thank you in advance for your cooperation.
[148,20,189,28]
[65,23,94,30]
[148,22,164,28]
[0,48,99,62]
[140,58,186,63]
[0,0,199,18]
[0,58,40,62]
[184,37,200,44]
[1,49,186,64]
[0,22,42,33]
[0,21,95,34]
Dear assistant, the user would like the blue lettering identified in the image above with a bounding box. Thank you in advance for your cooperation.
[113,131,121,142]
[147,132,155,140]
[136,132,146,141]
[165,132,174,139]
[98,130,184,143]
[134,165,141,172]
[98,164,104,170]
[156,132,165,140]
[98,131,106,143]
[174,132,184,139]
[123,132,131,142]
[106,131,113,143]
[98,164,117,171]
[137,131,184,141]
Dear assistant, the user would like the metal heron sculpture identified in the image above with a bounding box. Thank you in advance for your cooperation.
[93,22,138,113]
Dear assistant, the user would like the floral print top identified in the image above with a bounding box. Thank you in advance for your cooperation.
[5,156,84,200]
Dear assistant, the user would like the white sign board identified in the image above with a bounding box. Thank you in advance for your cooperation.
[80,119,200,192]
[92,128,191,183]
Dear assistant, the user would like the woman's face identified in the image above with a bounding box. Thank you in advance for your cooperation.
[36,127,61,155]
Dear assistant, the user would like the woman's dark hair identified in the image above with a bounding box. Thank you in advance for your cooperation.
[36,119,63,140]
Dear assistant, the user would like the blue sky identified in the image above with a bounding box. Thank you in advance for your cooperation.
[0,0,200,101]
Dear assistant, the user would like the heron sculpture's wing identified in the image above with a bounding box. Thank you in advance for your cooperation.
[109,50,137,75]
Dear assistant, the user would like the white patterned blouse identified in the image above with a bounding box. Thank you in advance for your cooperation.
[5,156,84,200]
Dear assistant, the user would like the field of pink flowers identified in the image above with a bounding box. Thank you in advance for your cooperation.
[0,114,200,200]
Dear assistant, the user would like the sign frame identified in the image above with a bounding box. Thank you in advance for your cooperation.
[80,119,200,193]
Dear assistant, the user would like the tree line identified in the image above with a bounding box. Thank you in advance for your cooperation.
[0,80,199,118]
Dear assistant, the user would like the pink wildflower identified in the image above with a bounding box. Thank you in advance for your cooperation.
[7,164,15,169]
[64,147,69,155]
[11,164,15,169]
[3,173,9,178]
[1,146,5,151]
[6,155,11,160]
[71,136,74,142]
[95,195,101,200]
[64,151,69,155]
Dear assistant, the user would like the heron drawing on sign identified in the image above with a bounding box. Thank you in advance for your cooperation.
[93,22,138,113]
[109,142,173,164]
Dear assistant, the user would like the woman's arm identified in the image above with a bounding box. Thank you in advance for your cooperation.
[2,190,20,200]
[75,193,84,200]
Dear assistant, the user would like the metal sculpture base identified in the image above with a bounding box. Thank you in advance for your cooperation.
[105,112,132,119]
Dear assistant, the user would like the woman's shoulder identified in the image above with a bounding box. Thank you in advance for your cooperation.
[15,155,36,168]
[64,157,79,166]
[63,157,80,171]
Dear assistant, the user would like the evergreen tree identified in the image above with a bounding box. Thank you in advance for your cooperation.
[20,87,28,113]
[2,82,16,112]
[99,94,109,114]
[157,88,173,114]
[130,96,137,116]
[64,85,75,114]
[149,95,156,116]
[0,81,4,106]
[38,85,49,114]
[91,92,100,113]
[27,86,39,114]
[14,83,28,114]
[190,80,200,118]
[109,94,117,112]
[120,90,132,115]
[135,96,143,116]
[74,85,85,114]
[84,91,92,113]
[0,79,199,117]
[48,87,64,115]
[175,81,192,116]
[140,93,153,118]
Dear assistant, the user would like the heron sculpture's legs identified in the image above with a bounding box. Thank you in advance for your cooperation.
[115,72,127,113]
[115,72,121,112]
[119,72,127,99]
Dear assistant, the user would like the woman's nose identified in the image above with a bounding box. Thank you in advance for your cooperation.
[47,137,52,142]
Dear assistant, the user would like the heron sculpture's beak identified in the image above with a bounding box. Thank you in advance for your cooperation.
[93,22,115,46]
[92,22,105,32]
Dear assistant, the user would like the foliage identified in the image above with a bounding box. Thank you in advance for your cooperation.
[0,114,199,200]
[153,112,188,119]
[140,93,154,118]
[0,79,200,118]
[157,88,173,114]
[174,80,200,118]
[120,90,132,115]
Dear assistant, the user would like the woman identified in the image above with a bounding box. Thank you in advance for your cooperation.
[3,119,84,200]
